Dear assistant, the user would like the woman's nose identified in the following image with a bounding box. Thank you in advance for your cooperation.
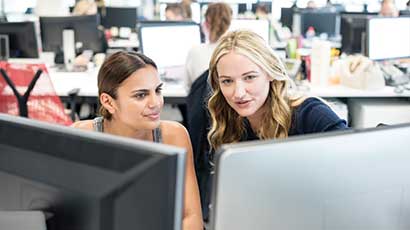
[233,82,246,100]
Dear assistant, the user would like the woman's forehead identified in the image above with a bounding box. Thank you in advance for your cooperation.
[119,66,161,89]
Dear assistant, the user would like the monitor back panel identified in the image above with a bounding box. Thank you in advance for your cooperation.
[211,125,410,230]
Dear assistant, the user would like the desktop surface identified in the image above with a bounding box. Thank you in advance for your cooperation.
[211,124,410,230]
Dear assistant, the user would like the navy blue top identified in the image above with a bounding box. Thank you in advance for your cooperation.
[241,97,348,141]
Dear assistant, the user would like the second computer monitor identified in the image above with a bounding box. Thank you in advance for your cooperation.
[100,6,138,29]
[299,10,341,38]
[280,7,294,30]
[40,14,105,54]
[366,16,410,60]
[138,22,201,69]
[0,21,39,58]
[211,124,410,230]
[340,13,372,54]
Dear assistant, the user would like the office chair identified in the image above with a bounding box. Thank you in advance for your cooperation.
[0,61,72,125]
[187,69,212,221]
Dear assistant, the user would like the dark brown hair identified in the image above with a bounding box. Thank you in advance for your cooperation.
[97,51,157,120]
[205,3,232,43]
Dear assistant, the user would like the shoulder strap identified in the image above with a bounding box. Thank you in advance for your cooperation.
[93,117,104,132]
[152,127,162,143]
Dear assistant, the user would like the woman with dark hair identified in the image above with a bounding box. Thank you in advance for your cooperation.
[72,51,203,230]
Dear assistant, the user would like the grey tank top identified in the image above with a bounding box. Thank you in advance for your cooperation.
[92,117,162,143]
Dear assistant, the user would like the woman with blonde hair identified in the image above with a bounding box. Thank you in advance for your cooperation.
[184,2,232,87]
[207,30,347,151]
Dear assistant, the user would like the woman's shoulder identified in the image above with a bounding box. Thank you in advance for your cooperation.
[71,119,94,131]
[290,97,347,134]
[293,97,327,110]
[160,120,188,135]
[159,120,191,146]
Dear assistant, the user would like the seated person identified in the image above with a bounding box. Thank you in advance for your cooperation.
[165,3,186,21]
[207,30,348,151]
[380,0,399,17]
[72,0,97,16]
[307,0,318,9]
[185,2,232,87]
[72,51,203,230]
[255,3,269,20]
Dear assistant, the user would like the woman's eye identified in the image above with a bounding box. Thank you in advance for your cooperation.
[156,88,162,94]
[244,75,257,80]
[221,79,232,85]
[135,93,147,99]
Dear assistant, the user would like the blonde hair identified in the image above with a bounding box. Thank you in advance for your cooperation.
[207,30,299,151]
[205,3,232,43]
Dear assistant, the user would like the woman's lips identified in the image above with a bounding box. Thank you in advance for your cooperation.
[235,100,252,108]
[144,112,160,120]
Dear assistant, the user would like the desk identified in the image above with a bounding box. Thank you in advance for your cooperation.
[48,67,188,105]
[304,84,410,98]
[108,38,139,49]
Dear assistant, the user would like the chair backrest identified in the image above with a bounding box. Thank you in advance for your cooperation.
[186,69,212,220]
[0,61,72,125]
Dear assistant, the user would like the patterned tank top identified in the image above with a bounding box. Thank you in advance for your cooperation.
[92,116,162,143]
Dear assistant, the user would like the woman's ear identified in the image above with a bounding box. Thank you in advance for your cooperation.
[100,93,116,115]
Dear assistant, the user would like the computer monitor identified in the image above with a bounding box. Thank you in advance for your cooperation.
[138,22,201,69]
[228,19,270,43]
[237,2,270,14]
[211,124,410,230]
[280,7,294,30]
[340,13,372,54]
[0,21,39,58]
[299,10,341,38]
[251,2,272,14]
[99,7,138,29]
[39,15,105,54]
[0,114,186,230]
[366,16,410,60]
[399,10,410,16]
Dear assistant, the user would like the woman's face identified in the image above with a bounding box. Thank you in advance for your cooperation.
[216,51,271,120]
[113,65,164,130]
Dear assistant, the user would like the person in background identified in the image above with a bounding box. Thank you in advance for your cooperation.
[72,0,97,16]
[165,3,186,21]
[181,0,193,20]
[380,0,399,17]
[72,51,203,230]
[71,0,107,66]
[255,3,269,20]
[207,30,348,152]
[306,0,318,9]
[184,2,232,87]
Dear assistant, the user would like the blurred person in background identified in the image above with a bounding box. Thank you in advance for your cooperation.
[165,3,186,21]
[72,0,97,16]
[185,2,232,87]
[379,0,399,17]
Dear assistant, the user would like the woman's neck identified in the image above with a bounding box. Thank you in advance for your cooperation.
[103,118,152,141]
[247,108,265,133]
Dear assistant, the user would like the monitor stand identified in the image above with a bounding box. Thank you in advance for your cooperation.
[63,29,75,72]
[0,34,9,60]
